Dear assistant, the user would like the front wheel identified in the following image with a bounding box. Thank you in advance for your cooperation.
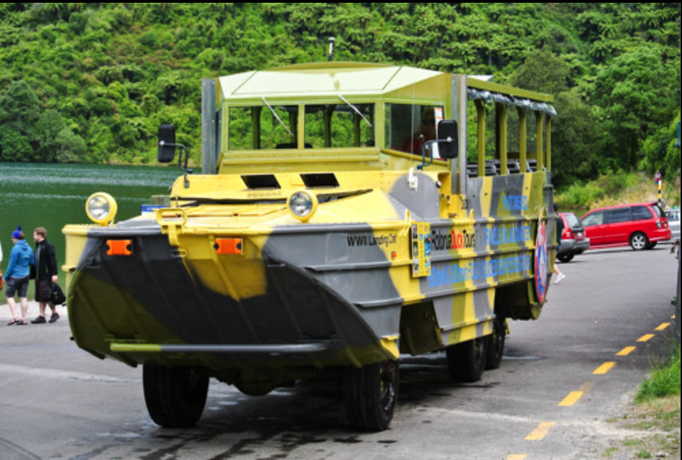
[344,360,399,432]
[446,336,488,382]
[630,232,649,251]
[143,365,209,428]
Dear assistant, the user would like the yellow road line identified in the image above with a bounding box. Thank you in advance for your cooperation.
[655,323,670,331]
[637,334,654,342]
[506,455,527,460]
[525,421,555,441]
[593,362,615,375]
[616,346,636,356]
[558,391,583,407]
[558,382,594,407]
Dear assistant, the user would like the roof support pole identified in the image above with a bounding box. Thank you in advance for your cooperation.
[453,75,468,197]
[202,79,217,174]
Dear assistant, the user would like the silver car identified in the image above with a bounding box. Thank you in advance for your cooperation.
[666,208,680,241]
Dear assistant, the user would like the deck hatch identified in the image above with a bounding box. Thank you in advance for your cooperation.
[300,173,339,188]
[242,174,281,189]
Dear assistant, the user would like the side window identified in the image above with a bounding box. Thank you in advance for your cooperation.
[385,103,443,155]
[582,212,603,227]
[631,206,652,221]
[651,204,664,218]
[606,208,631,224]
[227,105,298,151]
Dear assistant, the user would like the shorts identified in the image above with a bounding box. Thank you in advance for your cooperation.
[36,279,53,303]
[5,276,30,298]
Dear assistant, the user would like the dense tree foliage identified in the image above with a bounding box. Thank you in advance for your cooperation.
[0,3,679,187]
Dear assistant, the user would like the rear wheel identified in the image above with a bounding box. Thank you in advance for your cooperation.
[344,360,399,432]
[629,232,649,251]
[143,365,209,428]
[446,336,488,382]
[486,317,506,370]
[557,253,574,263]
[646,242,657,250]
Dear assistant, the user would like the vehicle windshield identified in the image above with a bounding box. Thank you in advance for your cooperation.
[581,212,603,227]
[227,103,375,151]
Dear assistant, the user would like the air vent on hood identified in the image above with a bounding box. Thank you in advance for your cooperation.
[241,174,280,189]
[300,173,339,188]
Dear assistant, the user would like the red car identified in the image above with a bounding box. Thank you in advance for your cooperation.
[581,202,671,251]
[556,212,590,262]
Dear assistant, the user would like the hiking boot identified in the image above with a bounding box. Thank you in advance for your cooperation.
[49,313,60,323]
[31,316,47,324]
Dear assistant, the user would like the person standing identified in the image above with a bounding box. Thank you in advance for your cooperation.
[5,226,33,325]
[31,227,60,324]
[0,237,4,291]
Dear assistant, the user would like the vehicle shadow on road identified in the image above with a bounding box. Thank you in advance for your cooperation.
[134,354,495,457]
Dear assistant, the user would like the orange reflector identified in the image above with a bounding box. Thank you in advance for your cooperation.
[106,240,132,256]
[215,238,243,255]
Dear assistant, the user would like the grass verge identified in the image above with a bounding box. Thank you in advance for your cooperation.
[604,346,681,459]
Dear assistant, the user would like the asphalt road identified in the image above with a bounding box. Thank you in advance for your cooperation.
[0,246,678,460]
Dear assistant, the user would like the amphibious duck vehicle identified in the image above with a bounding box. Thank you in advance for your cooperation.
[63,62,557,431]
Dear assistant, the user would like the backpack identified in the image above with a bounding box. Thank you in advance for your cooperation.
[50,283,66,305]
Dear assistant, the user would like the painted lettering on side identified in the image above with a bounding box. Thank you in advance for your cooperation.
[481,225,531,247]
[502,194,528,211]
[347,233,397,249]
[431,229,476,251]
[428,253,531,288]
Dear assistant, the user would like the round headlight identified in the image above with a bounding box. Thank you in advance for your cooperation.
[287,190,318,223]
[86,192,118,226]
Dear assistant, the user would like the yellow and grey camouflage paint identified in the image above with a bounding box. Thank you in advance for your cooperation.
[62,63,555,389]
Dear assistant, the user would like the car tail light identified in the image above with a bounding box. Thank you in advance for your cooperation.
[562,228,573,239]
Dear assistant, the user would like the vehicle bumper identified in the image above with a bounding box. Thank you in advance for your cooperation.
[573,239,590,254]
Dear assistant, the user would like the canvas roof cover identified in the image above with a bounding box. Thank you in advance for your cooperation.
[217,62,443,101]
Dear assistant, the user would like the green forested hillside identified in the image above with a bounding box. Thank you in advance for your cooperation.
[0,3,679,189]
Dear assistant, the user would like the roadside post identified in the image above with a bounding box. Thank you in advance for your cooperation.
[654,170,662,205]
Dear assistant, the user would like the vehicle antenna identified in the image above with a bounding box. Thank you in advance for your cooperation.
[328,37,335,61]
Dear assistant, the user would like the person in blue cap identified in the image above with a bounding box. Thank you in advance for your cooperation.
[5,226,34,325]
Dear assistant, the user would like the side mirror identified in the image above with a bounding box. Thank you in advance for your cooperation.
[437,120,458,159]
[157,124,176,163]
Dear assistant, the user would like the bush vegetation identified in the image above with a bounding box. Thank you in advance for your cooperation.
[0,3,680,190]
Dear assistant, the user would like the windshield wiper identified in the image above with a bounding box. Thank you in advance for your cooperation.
[338,94,372,128]
[262,96,294,138]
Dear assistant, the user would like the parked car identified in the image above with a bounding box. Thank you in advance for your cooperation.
[581,202,671,251]
[556,212,590,262]
[666,208,680,241]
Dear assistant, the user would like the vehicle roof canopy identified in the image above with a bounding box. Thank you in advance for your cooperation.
[216,62,448,104]
[216,62,553,109]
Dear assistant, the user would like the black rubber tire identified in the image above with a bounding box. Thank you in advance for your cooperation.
[485,317,506,370]
[630,232,649,251]
[557,253,574,263]
[143,365,209,428]
[446,336,488,382]
[344,360,399,432]
[646,242,657,250]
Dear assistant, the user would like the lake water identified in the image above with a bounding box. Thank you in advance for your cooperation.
[0,162,181,292]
